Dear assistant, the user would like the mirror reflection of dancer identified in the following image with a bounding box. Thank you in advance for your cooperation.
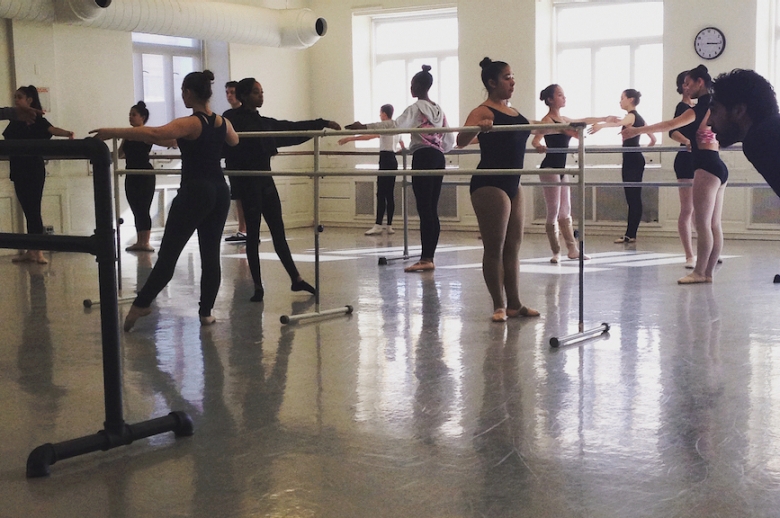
[532,84,615,263]
[338,104,404,236]
[120,101,177,252]
[223,77,340,302]
[457,57,541,322]
[347,65,455,272]
[669,71,698,269]
[590,89,656,244]
[224,80,246,242]
[623,66,726,284]
[4,85,74,265]
[92,70,239,330]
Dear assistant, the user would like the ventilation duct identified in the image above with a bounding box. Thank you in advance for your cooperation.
[0,0,327,49]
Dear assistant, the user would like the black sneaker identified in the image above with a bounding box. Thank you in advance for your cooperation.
[225,231,247,242]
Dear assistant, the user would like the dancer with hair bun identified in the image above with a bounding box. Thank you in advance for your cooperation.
[121,100,177,252]
[92,70,239,329]
[669,71,697,268]
[347,65,455,272]
[456,57,541,322]
[623,65,726,284]
[4,85,74,264]
[532,84,615,263]
[590,89,656,244]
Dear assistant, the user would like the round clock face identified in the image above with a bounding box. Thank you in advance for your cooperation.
[695,27,726,60]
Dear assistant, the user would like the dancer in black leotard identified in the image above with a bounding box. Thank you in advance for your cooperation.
[224,77,340,302]
[623,65,727,284]
[669,71,697,268]
[590,89,656,243]
[531,84,614,263]
[121,101,177,252]
[92,70,239,330]
[5,85,74,265]
[457,57,541,322]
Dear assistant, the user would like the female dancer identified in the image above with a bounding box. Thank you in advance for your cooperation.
[224,77,339,302]
[622,65,726,284]
[91,70,239,329]
[4,85,74,264]
[590,89,656,243]
[347,65,455,272]
[120,101,177,252]
[669,71,697,268]
[339,104,403,236]
[531,84,615,262]
[456,57,540,322]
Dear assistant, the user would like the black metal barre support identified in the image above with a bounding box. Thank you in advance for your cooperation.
[0,139,193,478]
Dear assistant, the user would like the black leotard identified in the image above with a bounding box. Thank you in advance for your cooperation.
[671,102,695,180]
[690,94,728,184]
[540,119,571,169]
[469,107,529,199]
[178,112,227,184]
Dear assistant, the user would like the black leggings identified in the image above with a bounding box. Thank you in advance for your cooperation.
[240,179,300,289]
[622,153,645,239]
[125,172,156,231]
[134,179,230,316]
[376,151,397,225]
[13,170,46,235]
[411,147,445,260]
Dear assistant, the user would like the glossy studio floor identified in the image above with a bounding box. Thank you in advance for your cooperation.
[2,225,780,518]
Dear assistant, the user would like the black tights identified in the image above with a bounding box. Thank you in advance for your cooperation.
[411,148,445,261]
[241,180,301,290]
[14,171,45,235]
[376,151,398,225]
[125,173,155,231]
[134,179,230,316]
[622,153,645,239]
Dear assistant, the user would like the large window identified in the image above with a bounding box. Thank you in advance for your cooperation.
[132,34,203,128]
[554,1,663,145]
[352,8,459,145]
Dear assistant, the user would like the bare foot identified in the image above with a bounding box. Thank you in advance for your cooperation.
[678,273,709,285]
[200,315,216,326]
[507,305,541,318]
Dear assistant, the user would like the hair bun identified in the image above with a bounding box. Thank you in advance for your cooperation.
[421,65,432,73]
[694,64,708,74]
[136,100,146,108]
[203,69,215,81]
[479,57,492,69]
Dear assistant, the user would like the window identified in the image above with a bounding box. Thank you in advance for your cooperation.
[132,34,203,128]
[554,1,663,145]
[352,8,459,146]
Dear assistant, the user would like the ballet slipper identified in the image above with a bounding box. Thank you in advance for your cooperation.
[291,279,316,295]
[250,286,265,302]
[614,236,636,244]
[677,273,709,285]
[125,243,155,252]
[200,315,217,326]
[507,305,541,318]
[684,258,695,269]
[34,252,48,265]
[404,261,435,272]
[492,308,507,322]
[123,304,152,331]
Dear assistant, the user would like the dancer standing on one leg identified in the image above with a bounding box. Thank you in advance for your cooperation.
[339,104,404,236]
[347,65,455,272]
[623,65,726,284]
[4,85,74,265]
[669,71,697,268]
[121,100,177,252]
[92,70,239,329]
[590,89,656,244]
[457,57,541,322]
[224,77,340,302]
[532,84,614,263]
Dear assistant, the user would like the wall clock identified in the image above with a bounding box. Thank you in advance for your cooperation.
[694,27,726,60]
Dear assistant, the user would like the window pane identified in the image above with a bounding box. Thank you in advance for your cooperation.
[132,33,199,48]
[592,46,630,146]
[439,56,459,126]
[373,59,408,135]
[557,3,663,43]
[142,54,165,103]
[557,48,592,121]
[375,16,457,55]
[634,44,663,133]
[173,56,196,119]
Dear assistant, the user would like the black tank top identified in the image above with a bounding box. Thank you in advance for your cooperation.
[541,119,571,169]
[123,140,153,170]
[622,110,645,148]
[177,112,227,184]
[670,102,696,145]
[477,107,529,169]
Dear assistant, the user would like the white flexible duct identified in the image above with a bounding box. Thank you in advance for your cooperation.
[0,0,327,49]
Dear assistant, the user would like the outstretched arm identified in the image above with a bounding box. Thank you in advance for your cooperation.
[338,134,379,145]
[621,109,696,140]
[49,126,74,139]
[588,113,635,135]
[91,115,202,142]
